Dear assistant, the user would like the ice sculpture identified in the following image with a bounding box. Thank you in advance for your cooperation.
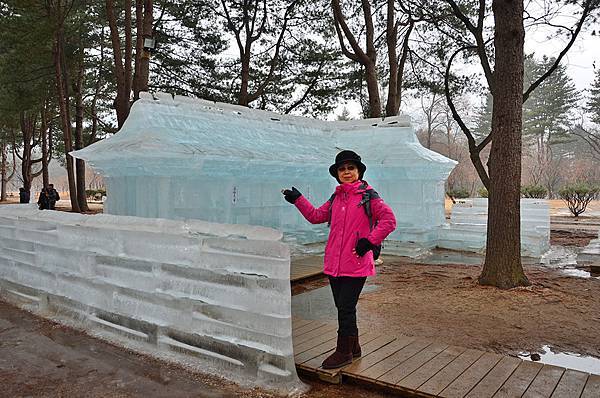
[71,93,457,253]
[438,198,550,257]
[0,206,306,394]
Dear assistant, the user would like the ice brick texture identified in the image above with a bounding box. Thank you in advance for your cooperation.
[577,233,600,266]
[71,93,457,252]
[0,206,306,395]
[438,198,550,257]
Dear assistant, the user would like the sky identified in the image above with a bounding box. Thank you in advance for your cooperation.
[334,12,600,123]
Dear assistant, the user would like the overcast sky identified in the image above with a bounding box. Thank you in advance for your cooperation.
[335,15,600,122]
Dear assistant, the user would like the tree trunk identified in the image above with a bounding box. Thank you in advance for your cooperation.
[19,112,34,192]
[40,104,50,188]
[365,63,381,118]
[136,0,152,96]
[238,52,251,106]
[53,22,81,213]
[74,50,89,212]
[385,0,398,117]
[1,142,6,201]
[479,0,529,289]
[106,0,133,128]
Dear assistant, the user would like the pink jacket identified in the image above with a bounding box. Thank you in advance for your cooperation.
[294,180,397,277]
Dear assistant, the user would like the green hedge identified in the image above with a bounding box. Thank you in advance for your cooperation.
[85,188,106,198]
[447,188,470,199]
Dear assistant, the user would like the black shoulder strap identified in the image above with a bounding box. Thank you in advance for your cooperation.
[361,189,380,231]
[327,193,336,227]
[327,185,381,230]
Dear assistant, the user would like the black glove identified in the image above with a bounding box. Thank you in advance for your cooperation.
[282,187,302,204]
[355,238,374,257]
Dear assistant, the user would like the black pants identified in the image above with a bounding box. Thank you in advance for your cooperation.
[328,276,367,337]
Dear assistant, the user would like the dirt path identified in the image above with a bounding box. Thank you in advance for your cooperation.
[359,260,600,359]
[0,300,395,398]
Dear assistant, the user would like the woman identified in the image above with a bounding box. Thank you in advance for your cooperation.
[282,150,396,369]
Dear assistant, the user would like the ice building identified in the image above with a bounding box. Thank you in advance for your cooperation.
[71,93,457,253]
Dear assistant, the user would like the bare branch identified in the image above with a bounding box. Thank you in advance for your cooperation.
[523,0,597,102]
[445,45,491,188]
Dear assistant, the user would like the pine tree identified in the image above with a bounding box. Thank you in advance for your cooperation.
[587,67,600,125]
[522,56,580,155]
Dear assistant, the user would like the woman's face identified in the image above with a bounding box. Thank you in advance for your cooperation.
[337,161,359,184]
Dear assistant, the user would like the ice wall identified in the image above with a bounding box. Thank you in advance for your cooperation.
[0,206,306,395]
[577,234,600,266]
[438,198,550,257]
[71,93,457,251]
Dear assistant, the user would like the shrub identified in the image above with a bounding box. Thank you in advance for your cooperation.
[85,188,106,199]
[477,187,488,198]
[558,183,600,217]
[521,184,547,199]
[447,188,470,200]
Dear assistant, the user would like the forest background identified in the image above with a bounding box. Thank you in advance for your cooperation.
[1,0,600,289]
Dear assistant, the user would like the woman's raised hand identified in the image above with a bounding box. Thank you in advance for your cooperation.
[282,187,302,204]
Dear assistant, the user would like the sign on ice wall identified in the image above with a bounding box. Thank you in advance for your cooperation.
[72,93,457,251]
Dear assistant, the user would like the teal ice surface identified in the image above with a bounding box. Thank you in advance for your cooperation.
[71,95,456,247]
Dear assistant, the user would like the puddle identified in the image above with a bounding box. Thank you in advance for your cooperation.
[519,345,600,375]
[415,249,483,266]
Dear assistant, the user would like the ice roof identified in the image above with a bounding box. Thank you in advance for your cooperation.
[71,93,456,174]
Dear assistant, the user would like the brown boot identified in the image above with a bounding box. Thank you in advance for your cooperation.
[322,335,353,369]
[350,335,361,358]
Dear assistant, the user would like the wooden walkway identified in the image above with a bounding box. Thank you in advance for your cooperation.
[290,255,323,282]
[293,319,600,397]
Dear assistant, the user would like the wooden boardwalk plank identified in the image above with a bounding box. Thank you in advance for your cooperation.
[300,331,381,370]
[343,335,415,375]
[465,356,522,398]
[294,334,337,363]
[291,316,596,398]
[294,323,338,345]
[419,349,485,396]
[581,374,600,398]
[439,352,503,398]
[294,327,338,355]
[398,345,467,391]
[522,365,565,398]
[379,343,449,385]
[550,369,588,398]
[493,360,543,398]
[358,339,432,380]
[295,329,371,365]
[316,332,389,377]
[291,318,313,330]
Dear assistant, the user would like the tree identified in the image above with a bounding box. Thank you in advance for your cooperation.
[522,56,580,161]
[105,0,154,127]
[215,1,348,116]
[419,92,445,149]
[0,128,16,201]
[439,0,599,289]
[476,55,580,196]
[331,0,423,117]
[575,67,600,159]
[0,1,55,195]
[588,65,600,124]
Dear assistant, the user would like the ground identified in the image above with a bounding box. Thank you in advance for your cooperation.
[0,198,599,397]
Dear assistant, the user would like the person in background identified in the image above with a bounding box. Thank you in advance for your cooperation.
[19,187,30,204]
[282,150,396,369]
[37,188,49,210]
[47,184,60,210]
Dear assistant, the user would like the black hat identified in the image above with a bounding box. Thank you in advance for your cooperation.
[329,150,366,182]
